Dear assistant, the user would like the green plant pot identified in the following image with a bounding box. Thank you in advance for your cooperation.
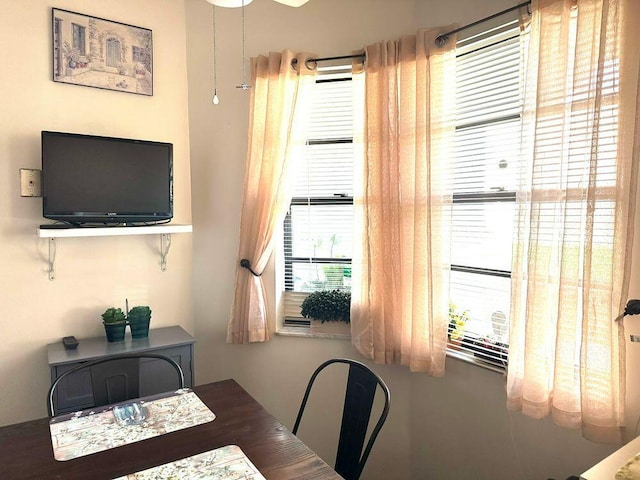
[103,322,127,342]
[129,318,150,339]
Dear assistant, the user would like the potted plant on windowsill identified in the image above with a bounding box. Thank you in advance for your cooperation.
[127,305,152,339]
[301,289,351,336]
[447,303,469,350]
[467,336,509,366]
[101,307,127,342]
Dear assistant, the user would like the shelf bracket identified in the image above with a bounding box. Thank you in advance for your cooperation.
[48,237,56,281]
[45,233,172,278]
[37,225,191,278]
[160,233,172,271]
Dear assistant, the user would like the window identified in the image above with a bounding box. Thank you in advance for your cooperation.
[72,23,85,55]
[282,68,354,325]
[106,38,122,68]
[281,26,524,358]
[447,20,523,369]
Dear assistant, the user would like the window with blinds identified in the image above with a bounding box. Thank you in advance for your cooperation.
[283,69,354,325]
[447,20,523,369]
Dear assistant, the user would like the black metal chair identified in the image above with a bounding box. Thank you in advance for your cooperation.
[47,353,185,417]
[292,358,391,480]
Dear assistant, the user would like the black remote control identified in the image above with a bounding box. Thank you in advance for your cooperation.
[62,336,79,350]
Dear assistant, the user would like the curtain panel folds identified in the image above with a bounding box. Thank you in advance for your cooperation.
[507,0,640,443]
[227,51,317,344]
[350,28,456,375]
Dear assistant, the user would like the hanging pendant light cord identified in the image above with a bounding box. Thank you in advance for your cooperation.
[241,1,246,84]
[236,0,251,89]
[212,5,219,103]
[213,6,217,87]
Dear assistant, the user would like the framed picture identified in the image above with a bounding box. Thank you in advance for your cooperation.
[52,8,153,96]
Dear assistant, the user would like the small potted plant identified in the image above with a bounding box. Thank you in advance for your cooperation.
[101,307,127,342]
[127,305,152,339]
[448,303,469,349]
[469,336,509,366]
[134,62,146,77]
[301,289,351,335]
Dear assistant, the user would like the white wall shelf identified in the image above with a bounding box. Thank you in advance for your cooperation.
[37,224,193,280]
[37,224,192,238]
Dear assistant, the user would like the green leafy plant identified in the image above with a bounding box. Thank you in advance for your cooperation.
[301,290,351,323]
[448,303,469,341]
[127,305,152,324]
[101,307,126,324]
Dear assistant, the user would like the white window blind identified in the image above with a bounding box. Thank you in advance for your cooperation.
[447,20,523,369]
[283,70,354,324]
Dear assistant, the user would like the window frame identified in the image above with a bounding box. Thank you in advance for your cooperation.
[446,20,524,371]
[281,72,355,329]
[72,23,86,55]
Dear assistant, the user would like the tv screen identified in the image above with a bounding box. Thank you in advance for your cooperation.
[41,131,173,225]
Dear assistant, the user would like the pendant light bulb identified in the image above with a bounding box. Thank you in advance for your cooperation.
[212,89,220,105]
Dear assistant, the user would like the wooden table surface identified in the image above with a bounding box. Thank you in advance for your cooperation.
[0,379,342,480]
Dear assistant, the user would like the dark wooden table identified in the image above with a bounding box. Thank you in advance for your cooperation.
[0,379,342,480]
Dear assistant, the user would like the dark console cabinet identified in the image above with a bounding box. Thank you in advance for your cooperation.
[47,326,195,414]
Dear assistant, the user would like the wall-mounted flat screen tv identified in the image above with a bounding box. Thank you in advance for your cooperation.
[42,131,173,225]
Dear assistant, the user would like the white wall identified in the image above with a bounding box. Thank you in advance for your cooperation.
[0,0,193,426]
[1,0,637,478]
[186,0,640,479]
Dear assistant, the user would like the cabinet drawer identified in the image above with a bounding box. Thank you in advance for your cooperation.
[51,364,94,412]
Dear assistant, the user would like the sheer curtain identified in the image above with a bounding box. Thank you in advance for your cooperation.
[507,0,640,443]
[350,28,456,375]
[227,51,316,344]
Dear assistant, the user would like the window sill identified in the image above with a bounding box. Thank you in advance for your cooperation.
[446,348,506,374]
[276,325,351,340]
[277,329,503,371]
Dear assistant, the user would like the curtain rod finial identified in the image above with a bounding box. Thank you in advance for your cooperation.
[435,35,448,48]
[625,299,640,317]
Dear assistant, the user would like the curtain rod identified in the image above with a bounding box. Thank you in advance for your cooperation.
[292,53,365,70]
[299,1,531,67]
[309,54,365,63]
[436,0,531,45]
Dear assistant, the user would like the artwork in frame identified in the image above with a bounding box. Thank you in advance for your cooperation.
[52,8,153,96]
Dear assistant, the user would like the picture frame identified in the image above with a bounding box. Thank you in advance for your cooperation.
[52,8,153,96]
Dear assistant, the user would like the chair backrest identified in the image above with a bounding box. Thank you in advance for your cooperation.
[47,353,185,417]
[292,358,390,480]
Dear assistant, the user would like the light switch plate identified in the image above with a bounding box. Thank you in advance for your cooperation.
[20,168,41,197]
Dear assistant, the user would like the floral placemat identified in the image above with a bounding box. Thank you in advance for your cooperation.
[617,452,640,479]
[49,389,216,461]
[113,444,266,480]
